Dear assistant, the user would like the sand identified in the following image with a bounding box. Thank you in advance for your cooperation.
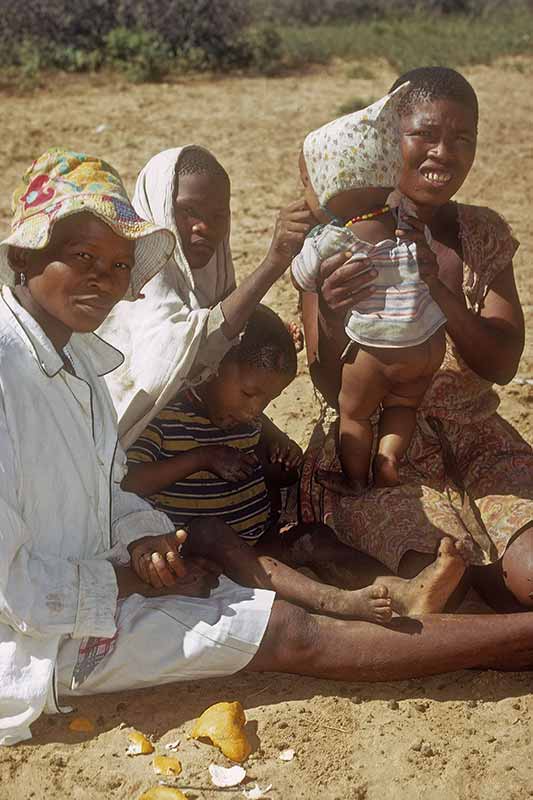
[0,57,532,799]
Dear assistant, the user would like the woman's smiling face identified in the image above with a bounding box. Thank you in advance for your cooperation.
[398,98,477,210]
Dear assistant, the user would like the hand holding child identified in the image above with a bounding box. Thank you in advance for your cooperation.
[127,528,221,595]
[396,216,441,292]
[319,251,377,314]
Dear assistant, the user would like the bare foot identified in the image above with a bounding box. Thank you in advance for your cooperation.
[382,538,466,615]
[322,583,393,623]
[316,468,366,497]
[373,453,400,487]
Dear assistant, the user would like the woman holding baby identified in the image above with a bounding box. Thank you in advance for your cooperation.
[298,66,533,613]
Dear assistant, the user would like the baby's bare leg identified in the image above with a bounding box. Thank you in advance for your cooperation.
[335,347,391,494]
[373,333,445,487]
[185,517,393,623]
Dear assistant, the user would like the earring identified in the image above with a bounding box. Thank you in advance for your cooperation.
[20,272,26,287]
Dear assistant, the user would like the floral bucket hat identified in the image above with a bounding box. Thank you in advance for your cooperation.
[302,82,411,208]
[0,148,175,300]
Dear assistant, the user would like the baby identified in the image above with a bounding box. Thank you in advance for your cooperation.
[292,86,446,493]
[123,304,395,623]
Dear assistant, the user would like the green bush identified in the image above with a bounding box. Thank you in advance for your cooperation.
[104,27,172,82]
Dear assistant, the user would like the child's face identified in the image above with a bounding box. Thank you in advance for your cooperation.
[398,98,477,209]
[202,362,291,430]
[174,172,230,270]
[9,212,133,335]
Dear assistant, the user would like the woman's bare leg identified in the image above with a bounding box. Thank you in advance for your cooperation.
[246,599,533,679]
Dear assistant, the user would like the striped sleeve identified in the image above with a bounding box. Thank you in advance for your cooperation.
[127,420,164,464]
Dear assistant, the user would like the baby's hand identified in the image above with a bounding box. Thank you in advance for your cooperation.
[268,434,303,471]
[206,445,258,482]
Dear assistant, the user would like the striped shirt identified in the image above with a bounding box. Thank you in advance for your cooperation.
[291,204,446,349]
[127,390,272,542]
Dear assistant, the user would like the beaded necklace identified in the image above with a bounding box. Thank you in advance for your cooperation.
[345,204,390,227]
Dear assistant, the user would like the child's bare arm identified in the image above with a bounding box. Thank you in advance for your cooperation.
[123,446,257,496]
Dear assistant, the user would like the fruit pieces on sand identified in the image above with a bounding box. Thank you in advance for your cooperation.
[153,755,182,776]
[127,730,155,755]
[139,788,188,800]
[191,701,252,762]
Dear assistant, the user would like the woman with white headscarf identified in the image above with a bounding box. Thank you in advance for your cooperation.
[101,146,314,447]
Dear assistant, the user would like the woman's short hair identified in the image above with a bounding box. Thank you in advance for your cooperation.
[390,66,478,127]
[224,304,297,380]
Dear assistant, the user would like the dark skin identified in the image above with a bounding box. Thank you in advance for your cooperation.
[303,97,531,610]
[19,208,533,682]
[173,169,315,342]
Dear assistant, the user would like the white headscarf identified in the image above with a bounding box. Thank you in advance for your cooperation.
[100,146,237,449]
[303,82,410,207]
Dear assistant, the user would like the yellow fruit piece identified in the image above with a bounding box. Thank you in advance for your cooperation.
[127,730,155,755]
[139,789,188,800]
[191,701,251,763]
[68,716,95,733]
[153,755,182,776]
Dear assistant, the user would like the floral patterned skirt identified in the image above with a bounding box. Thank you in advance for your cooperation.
[299,408,533,570]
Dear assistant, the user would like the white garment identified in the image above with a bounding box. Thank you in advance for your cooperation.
[0,286,175,745]
[57,577,274,695]
[99,147,237,449]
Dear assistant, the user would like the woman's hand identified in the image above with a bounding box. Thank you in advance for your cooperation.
[126,528,221,594]
[128,529,188,587]
[397,216,441,292]
[265,198,316,274]
[319,251,377,315]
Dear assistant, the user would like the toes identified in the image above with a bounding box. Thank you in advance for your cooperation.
[375,607,393,623]
[373,598,392,609]
[437,536,456,557]
[371,584,390,599]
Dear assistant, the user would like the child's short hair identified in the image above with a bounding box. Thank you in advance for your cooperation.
[175,146,229,187]
[224,304,297,380]
[390,66,478,127]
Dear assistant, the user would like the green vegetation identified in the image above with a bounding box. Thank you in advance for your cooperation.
[0,0,531,87]
[278,7,533,74]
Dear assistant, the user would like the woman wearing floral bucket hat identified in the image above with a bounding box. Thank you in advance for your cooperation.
[3,148,533,749]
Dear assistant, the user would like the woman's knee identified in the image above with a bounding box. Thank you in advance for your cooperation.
[501,524,533,607]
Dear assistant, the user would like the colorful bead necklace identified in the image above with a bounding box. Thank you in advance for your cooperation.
[345,205,390,227]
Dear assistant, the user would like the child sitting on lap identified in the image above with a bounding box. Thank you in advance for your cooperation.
[292,85,446,494]
[124,304,394,622]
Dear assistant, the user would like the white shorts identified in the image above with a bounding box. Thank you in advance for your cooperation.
[57,577,275,697]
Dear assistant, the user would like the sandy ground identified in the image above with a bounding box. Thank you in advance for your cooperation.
[1,58,532,799]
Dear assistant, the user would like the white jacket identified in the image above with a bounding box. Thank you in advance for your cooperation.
[0,287,174,745]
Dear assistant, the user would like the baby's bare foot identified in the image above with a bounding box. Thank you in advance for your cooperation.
[384,537,466,616]
[323,584,392,623]
[373,454,400,487]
